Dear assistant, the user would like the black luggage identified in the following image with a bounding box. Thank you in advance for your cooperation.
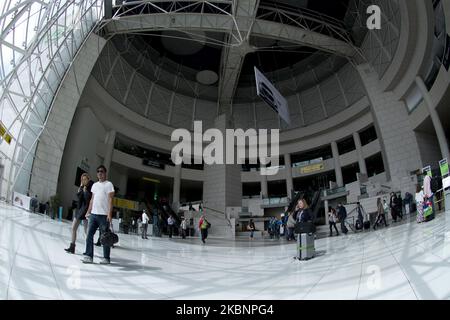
[363,221,370,230]
[355,220,363,230]
[341,223,348,234]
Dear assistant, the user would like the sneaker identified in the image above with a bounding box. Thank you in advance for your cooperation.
[99,258,110,265]
[81,256,93,264]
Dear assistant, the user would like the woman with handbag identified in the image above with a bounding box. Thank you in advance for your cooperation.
[65,173,93,254]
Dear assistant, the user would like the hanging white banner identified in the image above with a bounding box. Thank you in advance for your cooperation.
[254,67,290,125]
[12,192,31,211]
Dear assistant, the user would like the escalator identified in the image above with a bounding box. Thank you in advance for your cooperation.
[153,201,181,235]
[309,188,322,223]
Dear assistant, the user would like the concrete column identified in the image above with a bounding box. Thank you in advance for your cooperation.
[331,141,344,187]
[353,132,368,174]
[172,164,181,211]
[284,153,294,199]
[260,165,268,198]
[323,190,329,225]
[103,130,116,173]
[416,77,450,162]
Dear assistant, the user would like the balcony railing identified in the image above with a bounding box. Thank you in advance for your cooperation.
[322,187,347,197]
[262,197,289,206]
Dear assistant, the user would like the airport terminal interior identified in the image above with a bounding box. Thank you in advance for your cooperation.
[1,0,450,300]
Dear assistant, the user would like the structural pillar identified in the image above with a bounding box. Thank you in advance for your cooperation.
[331,141,344,187]
[284,153,294,199]
[172,164,181,211]
[103,130,116,173]
[323,190,329,225]
[416,77,450,162]
[260,164,268,198]
[353,132,368,175]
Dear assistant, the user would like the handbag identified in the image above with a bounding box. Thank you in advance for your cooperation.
[423,201,433,218]
[294,221,316,234]
[101,223,119,246]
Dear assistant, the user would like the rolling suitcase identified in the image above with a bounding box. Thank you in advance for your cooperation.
[297,233,315,260]
[363,221,370,230]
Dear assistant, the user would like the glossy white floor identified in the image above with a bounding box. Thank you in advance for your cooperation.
[1,202,450,300]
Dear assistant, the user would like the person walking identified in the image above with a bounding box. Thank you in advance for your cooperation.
[141,209,149,239]
[81,165,115,265]
[31,195,39,213]
[356,202,365,225]
[248,219,256,239]
[65,173,93,254]
[198,213,210,244]
[167,215,175,238]
[328,207,339,236]
[337,203,348,234]
[373,198,388,230]
[180,216,187,239]
[395,193,403,220]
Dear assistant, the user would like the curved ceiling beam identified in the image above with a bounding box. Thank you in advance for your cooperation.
[101,14,357,57]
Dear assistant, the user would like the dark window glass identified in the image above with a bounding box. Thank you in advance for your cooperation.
[243,183,261,197]
[365,153,385,177]
[337,136,356,155]
[342,163,360,185]
[359,126,378,146]
[268,180,287,197]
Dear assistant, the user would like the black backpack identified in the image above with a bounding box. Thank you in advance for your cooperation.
[431,177,441,193]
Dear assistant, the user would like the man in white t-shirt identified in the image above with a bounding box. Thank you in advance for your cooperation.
[141,209,149,239]
[82,165,115,264]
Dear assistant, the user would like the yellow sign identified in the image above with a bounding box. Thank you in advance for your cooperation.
[300,163,324,174]
[0,121,12,144]
[113,198,139,211]
[142,177,160,184]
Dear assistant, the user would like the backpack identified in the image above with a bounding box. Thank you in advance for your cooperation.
[430,177,441,193]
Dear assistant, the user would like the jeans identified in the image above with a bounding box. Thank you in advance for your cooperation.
[85,214,110,260]
[340,220,347,234]
[142,223,148,238]
[287,227,295,241]
[168,224,174,238]
[201,228,208,242]
[329,222,339,235]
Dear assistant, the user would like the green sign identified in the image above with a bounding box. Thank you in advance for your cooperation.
[440,158,449,177]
